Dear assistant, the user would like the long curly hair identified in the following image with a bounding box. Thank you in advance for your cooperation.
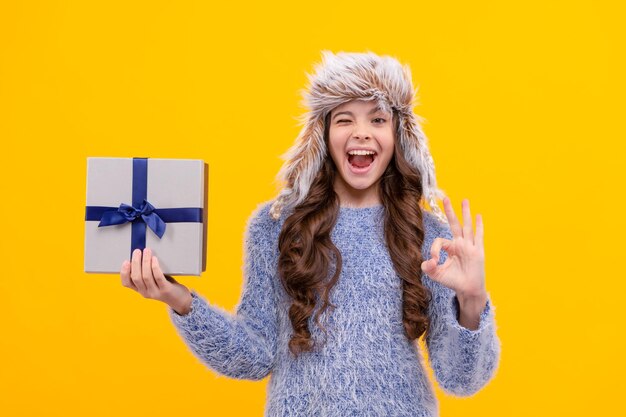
[277,110,432,358]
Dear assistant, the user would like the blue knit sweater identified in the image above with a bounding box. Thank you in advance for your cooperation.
[168,200,501,416]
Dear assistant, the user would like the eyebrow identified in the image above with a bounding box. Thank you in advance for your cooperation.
[332,106,385,120]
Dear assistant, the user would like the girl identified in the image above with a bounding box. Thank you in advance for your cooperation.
[120,50,501,416]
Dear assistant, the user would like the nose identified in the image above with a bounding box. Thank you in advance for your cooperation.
[351,120,373,140]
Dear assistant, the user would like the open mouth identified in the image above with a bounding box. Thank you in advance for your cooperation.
[346,151,377,173]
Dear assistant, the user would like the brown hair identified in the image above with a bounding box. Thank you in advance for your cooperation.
[277,110,432,358]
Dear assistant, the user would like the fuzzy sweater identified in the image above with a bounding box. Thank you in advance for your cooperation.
[168,200,501,416]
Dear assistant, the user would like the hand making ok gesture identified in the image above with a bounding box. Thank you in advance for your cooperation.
[421,197,486,300]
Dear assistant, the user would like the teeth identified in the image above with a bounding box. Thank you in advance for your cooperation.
[347,150,376,156]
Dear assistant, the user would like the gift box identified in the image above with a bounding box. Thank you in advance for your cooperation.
[84,157,208,276]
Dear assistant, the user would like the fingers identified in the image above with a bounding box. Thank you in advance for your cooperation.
[422,238,451,280]
[461,199,474,244]
[422,237,455,283]
[442,197,462,238]
[421,257,437,275]
[429,237,453,264]
[126,248,163,297]
[130,249,146,292]
[151,256,168,290]
[120,260,138,291]
[444,197,478,245]
[141,248,159,294]
[141,248,152,282]
[475,213,484,249]
[429,237,442,263]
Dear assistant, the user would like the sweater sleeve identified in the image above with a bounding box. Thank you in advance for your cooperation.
[422,218,501,397]
[167,203,279,381]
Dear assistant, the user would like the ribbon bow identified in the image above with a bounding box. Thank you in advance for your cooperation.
[98,199,166,239]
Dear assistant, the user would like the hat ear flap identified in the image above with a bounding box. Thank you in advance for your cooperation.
[397,111,449,224]
[271,113,328,220]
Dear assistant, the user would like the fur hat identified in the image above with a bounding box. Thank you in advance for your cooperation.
[269,50,448,223]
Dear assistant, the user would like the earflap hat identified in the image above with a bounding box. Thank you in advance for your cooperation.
[269,50,448,223]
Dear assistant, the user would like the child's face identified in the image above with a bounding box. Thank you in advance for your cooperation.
[328,99,395,204]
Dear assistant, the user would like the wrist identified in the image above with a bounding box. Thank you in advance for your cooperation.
[456,291,488,331]
[457,290,488,306]
[171,290,193,315]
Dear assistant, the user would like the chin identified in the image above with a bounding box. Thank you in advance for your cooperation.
[338,168,382,192]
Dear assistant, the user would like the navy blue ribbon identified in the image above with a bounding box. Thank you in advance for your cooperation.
[85,157,203,259]
[95,199,166,238]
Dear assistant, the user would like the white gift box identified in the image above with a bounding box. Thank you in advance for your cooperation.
[84,157,208,276]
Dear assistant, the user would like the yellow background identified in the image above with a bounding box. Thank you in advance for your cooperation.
[1,1,624,416]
